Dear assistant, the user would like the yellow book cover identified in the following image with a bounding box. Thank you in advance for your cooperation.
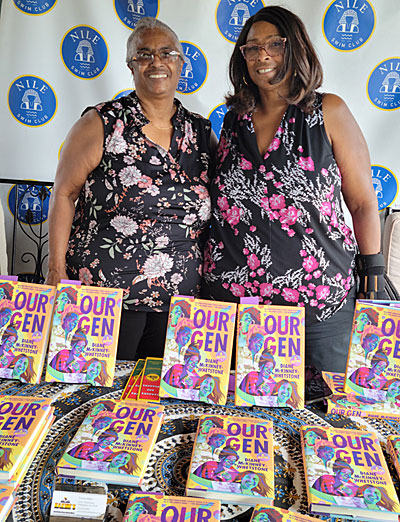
[122,493,220,521]
[57,399,164,486]
[45,282,123,385]
[121,360,145,401]
[0,395,53,481]
[160,296,236,405]
[250,505,320,521]
[0,277,56,384]
[387,435,400,482]
[0,484,16,522]
[186,414,274,506]
[344,301,400,402]
[235,304,304,408]
[300,425,400,521]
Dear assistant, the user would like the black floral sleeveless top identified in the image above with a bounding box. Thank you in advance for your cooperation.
[202,93,357,325]
[67,91,212,312]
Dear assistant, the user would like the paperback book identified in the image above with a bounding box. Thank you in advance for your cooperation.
[186,414,274,506]
[235,304,305,408]
[122,492,221,522]
[301,425,400,521]
[137,358,163,402]
[56,399,164,486]
[324,371,400,420]
[249,505,320,522]
[121,360,145,401]
[0,276,56,383]
[0,395,53,482]
[160,296,237,405]
[45,282,123,385]
[344,301,400,402]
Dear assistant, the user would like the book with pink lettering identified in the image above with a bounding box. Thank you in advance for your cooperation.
[0,276,55,384]
[45,282,123,385]
[235,304,305,408]
[160,296,236,405]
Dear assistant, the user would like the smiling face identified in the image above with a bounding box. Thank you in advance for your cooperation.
[240,312,254,333]
[112,452,130,468]
[355,313,370,331]
[304,430,320,447]
[209,434,226,449]
[185,355,199,372]
[71,339,86,358]
[318,446,335,463]
[130,502,146,515]
[170,305,183,325]
[129,28,183,99]
[241,472,259,490]
[176,327,191,347]
[99,436,116,449]
[1,334,16,352]
[362,335,379,353]
[200,377,215,397]
[90,403,107,417]
[244,21,287,94]
[200,419,215,434]
[13,357,28,376]
[337,467,352,482]
[363,486,381,505]
[387,381,400,399]
[56,292,70,314]
[221,455,237,469]
[372,359,387,376]
[277,382,292,403]
[87,361,102,380]
[62,313,78,334]
[260,361,274,380]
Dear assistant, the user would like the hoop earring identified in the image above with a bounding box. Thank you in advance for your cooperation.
[242,76,248,86]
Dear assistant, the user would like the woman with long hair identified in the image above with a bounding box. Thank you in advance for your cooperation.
[0,448,13,471]
[194,374,224,404]
[270,379,301,408]
[355,484,399,512]
[234,470,272,497]
[83,357,111,387]
[104,451,140,475]
[9,354,36,383]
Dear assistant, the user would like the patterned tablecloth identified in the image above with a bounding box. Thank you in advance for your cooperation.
[1,361,399,522]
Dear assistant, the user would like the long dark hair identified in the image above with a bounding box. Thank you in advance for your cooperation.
[226,6,323,114]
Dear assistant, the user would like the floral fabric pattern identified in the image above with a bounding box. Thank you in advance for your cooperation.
[203,93,357,325]
[67,92,212,311]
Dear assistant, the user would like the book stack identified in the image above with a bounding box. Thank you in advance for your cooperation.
[0,395,54,521]
[122,492,221,522]
[56,398,164,486]
[121,358,162,402]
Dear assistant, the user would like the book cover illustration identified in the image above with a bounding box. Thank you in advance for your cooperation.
[387,435,400,480]
[301,425,400,519]
[160,297,237,405]
[57,399,164,486]
[123,493,220,522]
[0,278,55,384]
[121,360,145,401]
[137,358,163,402]
[186,414,274,505]
[0,395,53,481]
[0,484,16,522]
[250,505,320,522]
[45,283,123,385]
[324,371,400,420]
[344,302,400,403]
[235,304,304,408]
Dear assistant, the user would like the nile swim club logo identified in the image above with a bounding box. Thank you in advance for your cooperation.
[208,103,228,140]
[61,25,108,80]
[367,58,400,111]
[323,0,375,52]
[13,0,57,15]
[177,42,208,95]
[216,0,265,43]
[8,75,57,127]
[114,0,159,29]
[371,165,398,211]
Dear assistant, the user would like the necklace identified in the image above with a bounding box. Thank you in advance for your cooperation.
[148,120,173,131]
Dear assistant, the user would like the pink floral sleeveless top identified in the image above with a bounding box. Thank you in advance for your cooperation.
[202,93,357,325]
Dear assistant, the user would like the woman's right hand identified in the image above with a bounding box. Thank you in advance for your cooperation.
[45,267,68,286]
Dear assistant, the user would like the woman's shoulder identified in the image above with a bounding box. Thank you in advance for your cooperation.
[177,100,212,129]
[81,92,140,120]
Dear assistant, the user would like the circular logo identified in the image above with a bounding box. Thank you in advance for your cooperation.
[8,184,51,225]
[215,0,265,43]
[371,165,398,211]
[113,89,133,100]
[13,0,57,15]
[323,0,375,51]
[114,0,159,29]
[177,42,208,95]
[61,25,108,80]
[367,58,400,111]
[208,103,228,140]
[8,75,57,127]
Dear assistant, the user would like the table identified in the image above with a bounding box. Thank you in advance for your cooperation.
[2,361,400,522]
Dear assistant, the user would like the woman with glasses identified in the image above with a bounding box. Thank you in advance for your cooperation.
[202,6,382,372]
[46,18,215,360]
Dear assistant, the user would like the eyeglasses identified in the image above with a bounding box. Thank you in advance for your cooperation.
[240,37,287,61]
[129,50,182,66]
